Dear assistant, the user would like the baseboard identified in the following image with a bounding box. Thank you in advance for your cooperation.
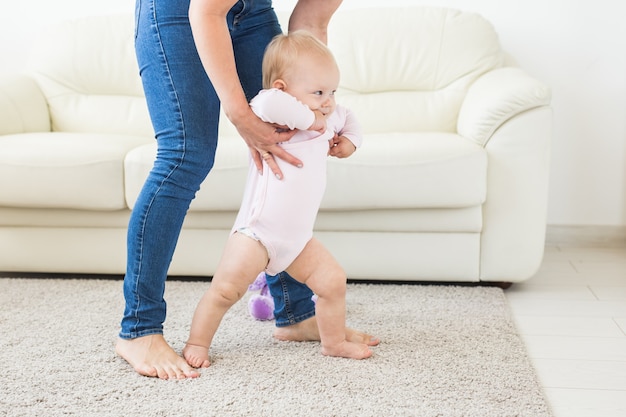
[545,225,626,248]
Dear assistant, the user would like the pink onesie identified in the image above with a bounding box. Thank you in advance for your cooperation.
[232,88,362,275]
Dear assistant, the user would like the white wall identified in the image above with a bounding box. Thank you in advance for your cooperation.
[1,0,624,227]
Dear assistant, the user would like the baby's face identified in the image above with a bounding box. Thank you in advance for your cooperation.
[281,54,340,116]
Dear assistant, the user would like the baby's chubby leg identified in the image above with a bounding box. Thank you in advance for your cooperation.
[287,239,372,360]
[183,232,269,368]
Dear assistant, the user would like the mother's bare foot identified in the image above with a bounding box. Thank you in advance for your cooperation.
[322,340,373,359]
[115,334,199,380]
[273,317,380,346]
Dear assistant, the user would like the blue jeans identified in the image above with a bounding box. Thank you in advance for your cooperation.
[120,0,315,339]
[265,272,316,327]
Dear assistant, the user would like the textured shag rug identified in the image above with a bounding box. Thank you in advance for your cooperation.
[0,278,552,417]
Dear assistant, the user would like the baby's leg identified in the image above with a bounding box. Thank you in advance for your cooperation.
[183,232,268,368]
[287,239,372,360]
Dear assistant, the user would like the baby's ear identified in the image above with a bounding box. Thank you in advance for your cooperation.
[272,79,287,90]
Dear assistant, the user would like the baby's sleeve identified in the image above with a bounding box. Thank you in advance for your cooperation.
[250,88,315,130]
[334,105,363,148]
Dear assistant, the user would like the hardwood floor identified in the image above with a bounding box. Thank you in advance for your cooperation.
[506,229,626,417]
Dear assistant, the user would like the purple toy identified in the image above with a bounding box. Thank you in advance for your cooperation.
[247,272,275,320]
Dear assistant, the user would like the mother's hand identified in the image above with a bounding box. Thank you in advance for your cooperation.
[234,109,301,180]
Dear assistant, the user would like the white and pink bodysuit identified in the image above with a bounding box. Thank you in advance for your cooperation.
[232,88,363,275]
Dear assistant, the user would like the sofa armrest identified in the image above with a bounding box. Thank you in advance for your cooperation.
[0,74,50,135]
[457,67,551,146]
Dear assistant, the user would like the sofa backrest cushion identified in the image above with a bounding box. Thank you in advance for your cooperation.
[27,7,503,137]
[329,7,504,133]
[28,15,153,136]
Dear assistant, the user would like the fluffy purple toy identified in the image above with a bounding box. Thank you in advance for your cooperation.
[247,272,275,321]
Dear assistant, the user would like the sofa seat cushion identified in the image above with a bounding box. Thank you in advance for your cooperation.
[125,132,486,212]
[315,206,482,233]
[324,132,486,209]
[0,132,150,210]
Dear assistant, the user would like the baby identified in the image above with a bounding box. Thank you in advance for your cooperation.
[183,30,372,368]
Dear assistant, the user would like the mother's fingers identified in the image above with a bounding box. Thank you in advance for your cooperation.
[269,146,302,169]
[254,146,303,180]
[260,151,276,175]
[250,147,283,179]
[263,152,283,180]
[250,147,264,174]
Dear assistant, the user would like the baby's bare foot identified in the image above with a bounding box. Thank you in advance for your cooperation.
[273,317,380,346]
[115,335,199,380]
[321,340,373,360]
[182,343,211,369]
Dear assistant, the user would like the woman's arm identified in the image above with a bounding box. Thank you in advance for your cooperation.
[188,0,300,178]
[288,0,343,43]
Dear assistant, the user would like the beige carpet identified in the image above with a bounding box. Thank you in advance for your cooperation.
[0,277,552,417]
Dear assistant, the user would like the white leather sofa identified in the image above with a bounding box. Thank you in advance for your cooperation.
[0,7,551,284]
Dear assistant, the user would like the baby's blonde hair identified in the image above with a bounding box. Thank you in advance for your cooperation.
[262,30,337,89]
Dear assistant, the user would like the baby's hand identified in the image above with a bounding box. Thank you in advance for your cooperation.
[328,134,357,158]
[308,110,327,133]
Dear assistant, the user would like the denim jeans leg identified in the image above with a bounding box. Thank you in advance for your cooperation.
[266,272,316,327]
[121,0,317,338]
[120,0,219,338]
